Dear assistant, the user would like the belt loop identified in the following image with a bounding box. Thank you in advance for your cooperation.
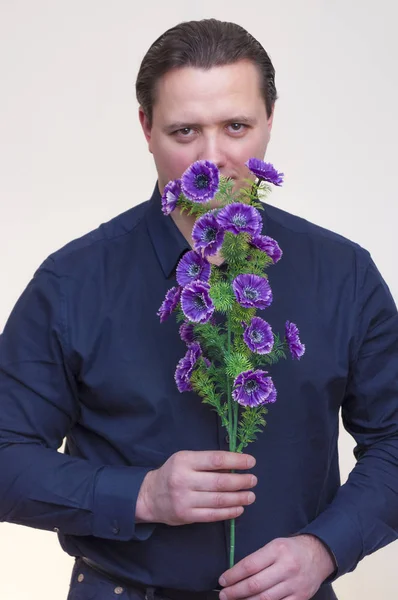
[144,586,156,600]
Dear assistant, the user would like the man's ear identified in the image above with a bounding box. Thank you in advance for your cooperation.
[139,107,153,153]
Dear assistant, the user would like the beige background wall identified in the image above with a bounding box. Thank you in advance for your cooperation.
[0,1,397,598]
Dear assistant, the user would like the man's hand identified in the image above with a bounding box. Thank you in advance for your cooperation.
[135,450,257,525]
[218,534,337,600]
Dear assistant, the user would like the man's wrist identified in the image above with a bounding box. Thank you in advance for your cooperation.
[298,534,338,580]
[135,470,156,523]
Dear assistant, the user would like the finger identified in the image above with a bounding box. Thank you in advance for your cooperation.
[193,472,257,492]
[188,451,256,471]
[191,506,245,522]
[240,583,293,600]
[193,490,256,509]
[219,550,274,587]
[219,568,284,600]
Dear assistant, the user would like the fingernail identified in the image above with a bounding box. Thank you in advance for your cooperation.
[248,456,256,467]
[219,592,227,600]
[248,492,255,503]
[219,576,226,587]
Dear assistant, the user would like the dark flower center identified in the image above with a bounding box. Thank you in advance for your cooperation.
[189,264,201,277]
[250,330,263,342]
[244,287,259,301]
[194,294,207,310]
[232,214,247,227]
[195,174,210,189]
[203,227,217,243]
[244,380,258,393]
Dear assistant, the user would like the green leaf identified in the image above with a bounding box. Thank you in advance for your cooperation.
[244,249,274,276]
[221,232,250,273]
[194,322,227,357]
[209,281,235,313]
[190,367,229,427]
[252,334,287,367]
[237,405,268,449]
[209,265,224,286]
[175,307,186,324]
[224,351,253,379]
[233,335,251,358]
[230,303,255,335]
[178,198,208,218]
[250,200,265,211]
[215,176,236,202]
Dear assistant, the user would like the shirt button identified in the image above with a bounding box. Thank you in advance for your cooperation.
[112,526,120,535]
[77,574,84,583]
[114,586,124,594]
[53,527,60,533]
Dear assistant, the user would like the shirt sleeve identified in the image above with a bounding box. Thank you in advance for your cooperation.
[297,251,398,579]
[0,258,155,542]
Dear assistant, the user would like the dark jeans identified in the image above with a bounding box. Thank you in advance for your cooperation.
[67,558,220,600]
[67,557,338,600]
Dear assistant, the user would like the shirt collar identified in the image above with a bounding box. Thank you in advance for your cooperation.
[146,182,191,279]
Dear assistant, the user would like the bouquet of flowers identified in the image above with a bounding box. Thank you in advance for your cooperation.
[157,158,305,567]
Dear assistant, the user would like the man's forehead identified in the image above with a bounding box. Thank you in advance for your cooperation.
[155,61,262,100]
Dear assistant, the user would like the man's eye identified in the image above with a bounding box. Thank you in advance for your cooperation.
[228,123,247,133]
[174,128,194,136]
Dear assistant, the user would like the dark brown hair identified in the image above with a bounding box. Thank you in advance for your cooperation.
[136,19,278,126]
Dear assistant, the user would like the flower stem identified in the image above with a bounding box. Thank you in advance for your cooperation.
[227,315,233,444]
[233,399,239,451]
[229,517,236,568]
[227,312,237,568]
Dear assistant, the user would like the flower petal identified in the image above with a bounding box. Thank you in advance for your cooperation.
[216,203,262,237]
[176,250,211,287]
[246,158,284,186]
[161,179,182,215]
[181,160,220,202]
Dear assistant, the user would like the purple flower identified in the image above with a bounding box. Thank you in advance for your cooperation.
[181,281,215,323]
[232,369,277,407]
[216,203,262,237]
[161,179,181,215]
[192,212,225,257]
[250,235,283,264]
[245,158,284,186]
[176,251,211,287]
[285,321,306,360]
[157,286,181,322]
[232,274,273,309]
[243,317,274,354]
[179,321,195,344]
[175,342,202,392]
[181,160,220,203]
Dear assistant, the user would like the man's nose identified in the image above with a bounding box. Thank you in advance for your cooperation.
[197,136,226,170]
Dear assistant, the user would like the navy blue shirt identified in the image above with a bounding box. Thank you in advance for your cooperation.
[1,184,398,596]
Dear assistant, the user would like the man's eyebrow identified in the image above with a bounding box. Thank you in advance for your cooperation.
[163,116,257,133]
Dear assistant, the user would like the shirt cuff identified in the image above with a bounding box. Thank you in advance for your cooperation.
[92,465,156,542]
[296,506,364,581]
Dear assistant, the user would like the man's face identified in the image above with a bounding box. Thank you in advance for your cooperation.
[139,59,274,197]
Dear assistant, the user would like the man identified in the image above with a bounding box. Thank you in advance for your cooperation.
[0,18,397,600]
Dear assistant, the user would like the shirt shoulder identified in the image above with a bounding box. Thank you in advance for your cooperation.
[41,199,151,274]
[264,202,362,250]
[264,202,371,267]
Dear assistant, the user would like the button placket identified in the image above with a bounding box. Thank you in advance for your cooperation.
[144,587,156,600]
